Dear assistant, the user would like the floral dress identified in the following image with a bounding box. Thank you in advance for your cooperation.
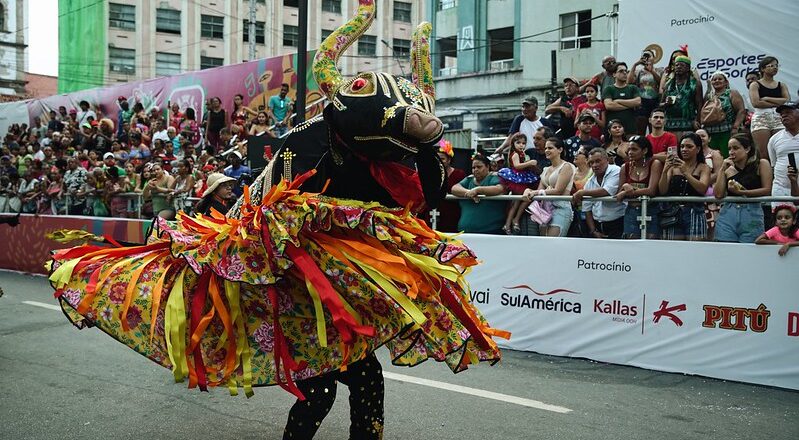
[497,151,540,194]
[49,173,507,398]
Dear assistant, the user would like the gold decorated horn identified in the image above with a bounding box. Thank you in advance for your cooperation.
[411,22,435,101]
[313,0,376,100]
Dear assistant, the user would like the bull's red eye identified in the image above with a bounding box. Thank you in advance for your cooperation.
[352,78,367,91]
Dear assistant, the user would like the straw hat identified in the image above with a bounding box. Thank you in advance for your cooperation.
[202,172,236,198]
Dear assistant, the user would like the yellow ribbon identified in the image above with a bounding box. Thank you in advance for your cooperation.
[165,268,189,383]
[224,280,253,397]
[352,255,427,326]
[49,258,82,289]
[304,278,328,348]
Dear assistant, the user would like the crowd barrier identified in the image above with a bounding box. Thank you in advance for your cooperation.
[1,212,796,390]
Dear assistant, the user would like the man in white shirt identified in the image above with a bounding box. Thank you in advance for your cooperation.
[573,147,626,238]
[497,96,552,155]
[76,100,97,126]
[768,101,799,207]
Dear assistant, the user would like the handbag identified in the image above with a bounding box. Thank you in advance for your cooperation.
[526,200,554,225]
[700,95,725,126]
[659,204,682,228]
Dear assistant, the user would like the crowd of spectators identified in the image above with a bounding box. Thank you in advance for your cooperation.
[437,51,799,244]
[0,84,294,219]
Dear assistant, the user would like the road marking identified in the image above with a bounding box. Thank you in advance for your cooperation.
[383,371,572,413]
[22,301,62,311]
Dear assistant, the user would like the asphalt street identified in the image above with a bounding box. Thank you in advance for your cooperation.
[1,271,797,440]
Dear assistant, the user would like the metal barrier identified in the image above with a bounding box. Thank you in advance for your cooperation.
[437,194,799,239]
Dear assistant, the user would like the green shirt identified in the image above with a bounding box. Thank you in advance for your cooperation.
[457,173,506,234]
[603,84,640,135]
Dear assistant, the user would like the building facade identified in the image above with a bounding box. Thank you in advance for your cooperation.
[427,0,619,137]
[0,0,27,96]
[58,0,423,93]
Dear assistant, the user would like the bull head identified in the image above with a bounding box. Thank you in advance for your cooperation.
[313,0,445,207]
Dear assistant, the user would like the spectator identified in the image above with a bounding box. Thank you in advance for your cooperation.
[658,132,712,241]
[232,94,257,128]
[755,204,799,255]
[603,119,629,166]
[702,71,746,157]
[523,137,575,237]
[194,173,235,216]
[661,55,703,137]
[570,147,594,236]
[616,135,663,239]
[432,139,466,233]
[573,83,605,141]
[223,151,251,197]
[768,101,799,208]
[696,128,724,239]
[102,152,126,176]
[168,102,184,130]
[498,96,551,155]
[526,126,554,174]
[498,133,540,234]
[204,97,226,151]
[168,159,196,215]
[180,107,201,146]
[585,55,617,95]
[166,127,181,156]
[268,83,293,137]
[628,49,662,135]
[103,167,128,218]
[573,148,625,239]
[0,155,17,178]
[714,134,772,243]
[143,164,175,219]
[128,133,151,162]
[117,97,132,137]
[565,114,602,163]
[76,100,96,126]
[450,152,508,234]
[603,62,641,136]
[63,157,87,215]
[545,78,585,139]
[750,56,790,160]
[47,109,64,132]
[0,174,21,213]
[647,108,679,163]
[21,178,45,214]
[124,162,140,192]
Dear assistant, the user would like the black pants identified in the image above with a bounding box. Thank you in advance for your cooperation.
[594,217,624,239]
[67,202,86,216]
[283,352,384,440]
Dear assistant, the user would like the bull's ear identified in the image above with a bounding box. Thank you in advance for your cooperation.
[416,149,446,209]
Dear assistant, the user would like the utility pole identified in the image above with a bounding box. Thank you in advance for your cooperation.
[381,39,406,77]
[296,0,308,124]
[248,0,257,60]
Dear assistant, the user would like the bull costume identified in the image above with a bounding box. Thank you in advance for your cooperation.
[47,1,508,439]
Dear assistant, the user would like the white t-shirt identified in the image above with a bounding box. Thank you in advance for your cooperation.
[519,117,544,145]
[767,129,799,203]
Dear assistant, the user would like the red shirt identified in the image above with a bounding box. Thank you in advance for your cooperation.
[647,132,678,155]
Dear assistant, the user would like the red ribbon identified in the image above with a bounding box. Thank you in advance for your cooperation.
[437,283,493,352]
[267,285,305,400]
[368,161,426,213]
[189,270,211,392]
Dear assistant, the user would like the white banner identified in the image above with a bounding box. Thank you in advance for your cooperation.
[462,235,799,390]
[618,0,799,99]
[0,100,31,137]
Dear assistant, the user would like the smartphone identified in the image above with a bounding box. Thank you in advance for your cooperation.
[789,152,797,170]
[667,146,675,156]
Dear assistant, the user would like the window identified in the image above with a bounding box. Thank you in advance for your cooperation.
[283,25,299,47]
[393,38,411,57]
[393,2,412,23]
[156,8,181,34]
[109,3,135,30]
[358,35,376,56]
[284,0,299,7]
[560,10,592,50]
[488,27,514,69]
[200,56,224,70]
[0,5,5,31]
[321,0,341,14]
[201,15,224,39]
[321,29,334,41]
[109,47,135,75]
[156,52,181,77]
[243,20,265,44]
[437,0,457,11]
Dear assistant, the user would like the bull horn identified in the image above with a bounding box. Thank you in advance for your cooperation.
[411,22,435,102]
[313,0,376,100]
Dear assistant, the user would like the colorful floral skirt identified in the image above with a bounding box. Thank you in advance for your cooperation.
[48,175,508,398]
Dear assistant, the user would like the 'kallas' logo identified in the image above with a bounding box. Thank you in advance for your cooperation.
[500,285,581,314]
[653,301,687,327]
[594,299,638,324]
[702,303,770,333]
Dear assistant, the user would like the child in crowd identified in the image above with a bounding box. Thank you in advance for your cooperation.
[755,204,799,256]
[497,133,540,234]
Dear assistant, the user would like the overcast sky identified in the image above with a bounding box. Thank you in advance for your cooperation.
[27,0,58,76]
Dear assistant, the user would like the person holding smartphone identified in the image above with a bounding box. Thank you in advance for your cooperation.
[629,50,662,136]
[767,102,799,209]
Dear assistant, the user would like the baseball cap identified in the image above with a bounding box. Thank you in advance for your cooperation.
[776,101,799,112]
[521,96,538,106]
[578,113,596,123]
[103,152,115,160]
[563,76,580,85]
[117,96,127,101]
[227,150,243,159]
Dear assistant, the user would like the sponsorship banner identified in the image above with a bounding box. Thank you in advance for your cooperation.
[462,235,799,390]
[27,51,323,129]
[618,0,799,97]
[0,215,150,275]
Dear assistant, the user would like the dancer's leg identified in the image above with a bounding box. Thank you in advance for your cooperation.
[339,352,385,440]
[283,372,338,439]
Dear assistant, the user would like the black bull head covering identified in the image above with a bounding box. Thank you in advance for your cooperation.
[242,0,446,212]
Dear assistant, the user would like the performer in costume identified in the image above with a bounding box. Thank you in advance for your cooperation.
[48,2,508,439]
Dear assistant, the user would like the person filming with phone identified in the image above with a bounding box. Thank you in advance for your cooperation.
[767,101,799,209]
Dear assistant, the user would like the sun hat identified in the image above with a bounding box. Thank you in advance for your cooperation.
[202,172,236,198]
